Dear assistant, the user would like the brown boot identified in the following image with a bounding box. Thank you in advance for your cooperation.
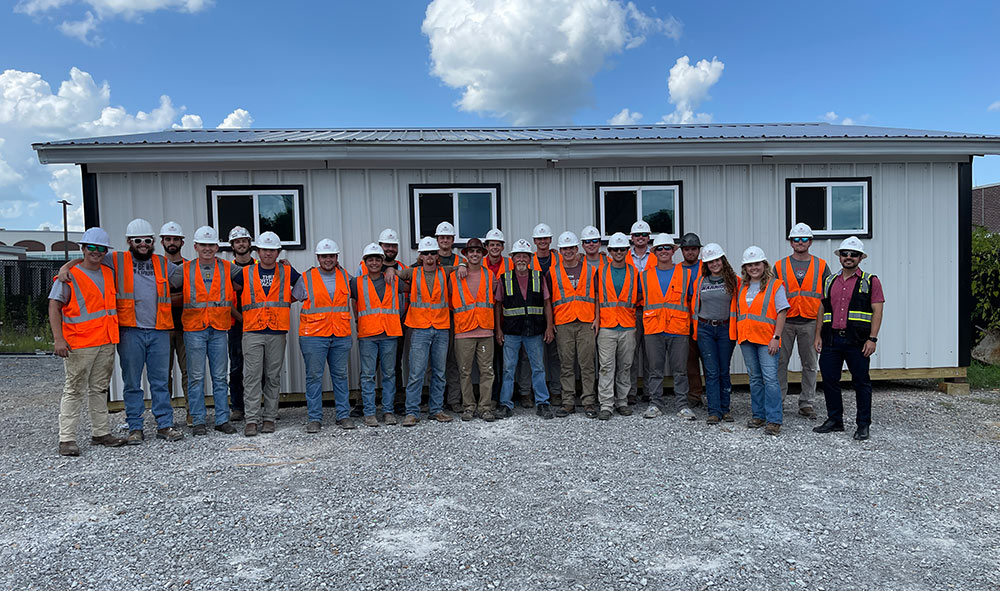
[261,421,276,433]
[90,434,126,447]
[432,412,454,423]
[764,422,781,436]
[244,423,258,437]
[59,441,80,456]
[401,414,418,427]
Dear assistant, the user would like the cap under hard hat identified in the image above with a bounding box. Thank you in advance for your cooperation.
[378,228,399,245]
[362,242,385,258]
[435,221,456,236]
[532,223,553,239]
[652,234,675,248]
[630,220,651,235]
[557,231,579,249]
[741,246,767,265]
[80,227,111,248]
[159,221,184,238]
[510,239,533,255]
[418,236,439,252]
[125,218,154,238]
[679,232,702,248]
[788,222,814,239]
[228,226,252,242]
[607,232,630,249]
[255,231,282,250]
[580,225,601,241]
[193,226,219,245]
[314,239,340,255]
[701,243,725,263]
[835,236,867,259]
[485,228,505,243]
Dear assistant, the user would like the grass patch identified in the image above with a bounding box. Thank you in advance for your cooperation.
[968,360,1000,390]
[0,328,53,354]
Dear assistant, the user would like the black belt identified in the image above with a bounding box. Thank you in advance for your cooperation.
[833,329,849,337]
[700,319,729,327]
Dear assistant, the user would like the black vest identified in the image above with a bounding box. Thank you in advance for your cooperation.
[501,270,546,336]
[820,270,875,346]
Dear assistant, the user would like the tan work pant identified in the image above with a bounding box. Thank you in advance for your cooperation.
[778,321,819,409]
[454,336,495,412]
[597,328,635,411]
[243,332,287,424]
[555,321,597,407]
[59,343,116,442]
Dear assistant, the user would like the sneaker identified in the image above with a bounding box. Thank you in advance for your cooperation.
[481,409,496,422]
[706,415,721,425]
[746,418,766,429]
[597,409,613,420]
[677,408,696,421]
[261,421,276,433]
[461,409,475,422]
[305,421,321,433]
[90,434,126,447]
[432,412,454,423]
[191,424,207,437]
[584,405,599,419]
[615,406,633,417]
[214,422,237,435]
[383,413,398,426]
[59,441,80,456]
[799,406,817,419]
[156,427,183,441]
[536,404,554,419]
[722,413,735,423]
[764,422,781,436]
[229,410,245,422]
[496,406,513,419]
[642,405,662,419]
[126,430,144,445]
[554,406,569,418]
[364,415,379,428]
[337,418,357,430]
[244,423,258,437]
[401,414,418,427]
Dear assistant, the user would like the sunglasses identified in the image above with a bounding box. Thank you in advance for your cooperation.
[791,238,811,243]
[632,233,650,238]
[84,244,108,253]
[608,247,628,253]
[654,246,674,252]
[582,239,601,245]
[130,238,154,245]
[840,250,862,258]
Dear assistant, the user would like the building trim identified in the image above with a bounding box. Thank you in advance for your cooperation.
[959,157,973,367]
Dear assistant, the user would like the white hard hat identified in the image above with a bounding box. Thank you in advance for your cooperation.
[315,239,340,255]
[652,234,675,248]
[532,223,553,239]
[510,239,533,255]
[788,222,814,239]
[228,226,252,242]
[378,228,399,245]
[193,226,219,245]
[255,231,282,250]
[701,243,725,262]
[159,221,184,238]
[418,236,439,252]
[435,221,456,236]
[81,227,111,248]
[835,236,867,259]
[485,228,505,243]
[580,225,601,241]
[630,220,651,235]
[557,231,579,248]
[125,218,154,238]
[608,232,630,249]
[741,246,767,265]
[362,242,385,258]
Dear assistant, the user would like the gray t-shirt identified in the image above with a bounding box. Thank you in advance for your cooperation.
[696,275,731,322]
[48,265,107,304]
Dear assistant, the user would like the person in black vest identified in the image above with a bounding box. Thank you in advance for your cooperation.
[495,239,556,419]
[812,237,885,441]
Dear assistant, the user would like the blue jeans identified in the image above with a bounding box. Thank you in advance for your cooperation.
[697,321,735,418]
[740,342,782,424]
[500,334,550,409]
[405,328,449,416]
[360,337,398,416]
[184,328,230,426]
[118,327,173,430]
[299,335,352,423]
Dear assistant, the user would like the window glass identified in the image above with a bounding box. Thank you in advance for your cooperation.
[216,194,255,241]
[604,190,638,235]
[831,185,864,231]
[458,192,492,239]
[641,188,675,235]
[257,193,295,241]
[795,186,827,231]
[418,193,453,239]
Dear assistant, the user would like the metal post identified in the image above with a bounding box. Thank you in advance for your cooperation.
[58,199,71,261]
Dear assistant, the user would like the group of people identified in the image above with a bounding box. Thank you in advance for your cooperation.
[49,216,884,457]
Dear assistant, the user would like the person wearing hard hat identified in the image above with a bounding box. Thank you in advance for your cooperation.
[550,231,599,418]
[293,239,353,432]
[639,234,695,420]
[732,246,789,436]
[594,232,643,420]
[48,228,127,456]
[225,226,256,423]
[580,225,607,266]
[528,222,563,405]
[773,223,829,420]
[495,239,556,419]
[167,225,242,436]
[482,228,512,406]
[691,244,740,424]
[813,237,884,441]
[430,221,465,412]
[159,221,189,411]
[449,238,497,422]
[231,231,300,437]
[626,221,656,406]
[678,232,705,408]
[396,236,454,426]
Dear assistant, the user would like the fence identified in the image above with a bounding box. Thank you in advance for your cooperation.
[0,259,63,336]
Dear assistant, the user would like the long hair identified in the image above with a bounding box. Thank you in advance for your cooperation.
[741,259,772,286]
[699,255,740,295]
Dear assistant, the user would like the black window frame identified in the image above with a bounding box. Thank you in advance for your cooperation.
[206,184,306,250]
[785,177,873,240]
[408,183,502,248]
[594,180,684,241]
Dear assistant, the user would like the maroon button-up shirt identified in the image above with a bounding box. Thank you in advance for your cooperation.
[828,268,885,329]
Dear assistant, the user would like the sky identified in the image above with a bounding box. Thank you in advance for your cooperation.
[1,0,999,231]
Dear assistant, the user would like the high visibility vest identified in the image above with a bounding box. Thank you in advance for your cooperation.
[626,249,657,272]
[485,256,513,282]
[597,263,639,329]
[691,275,740,340]
[640,264,689,335]
[820,270,876,345]
[549,258,596,325]
[298,267,352,337]
[405,267,449,330]
[775,255,827,320]
[240,264,293,332]
[449,267,494,333]
[112,251,173,330]
[730,278,784,346]
[356,275,403,338]
[500,270,546,336]
[532,251,559,274]
[60,265,119,349]
[181,259,234,331]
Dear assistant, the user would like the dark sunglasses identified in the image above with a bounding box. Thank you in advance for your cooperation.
[130,237,154,245]
[84,244,108,253]
[654,245,674,252]
[632,233,650,238]
[582,239,601,245]
[608,247,628,253]
[840,250,862,258]
[791,238,811,243]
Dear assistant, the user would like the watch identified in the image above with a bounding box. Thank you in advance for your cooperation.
[771,335,780,341]
[867,336,878,343]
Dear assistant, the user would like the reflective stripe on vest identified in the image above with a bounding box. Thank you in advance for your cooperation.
[640,266,689,313]
[503,271,543,316]
[64,271,117,324]
[243,264,290,311]
[599,262,635,309]
[410,268,448,310]
[184,261,231,309]
[301,268,351,315]
[61,265,119,349]
[358,277,400,317]
[453,269,493,315]
[822,271,872,324]
[738,280,778,326]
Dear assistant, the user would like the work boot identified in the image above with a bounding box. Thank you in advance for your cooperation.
[554,406,569,418]
[461,409,475,421]
[214,422,237,435]
[91,434,126,447]
[746,418,766,429]
[706,415,721,425]
[156,427,184,441]
[584,405,599,419]
[722,413,735,423]
[305,421,321,433]
[536,404,554,420]
[191,424,207,437]
[496,406,513,419]
[230,410,245,422]
[336,418,356,430]
[519,396,534,409]
[597,409,612,420]
[383,413,398,426]
[261,421,276,433]
[59,441,80,456]
[764,423,781,436]
[244,423,258,437]
[450,403,464,414]
[481,409,496,422]
[401,414,418,427]
[615,406,633,417]
[364,415,379,428]
[432,412,454,423]
[798,406,817,419]
[126,430,144,445]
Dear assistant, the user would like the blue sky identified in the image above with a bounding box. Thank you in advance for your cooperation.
[2,0,999,230]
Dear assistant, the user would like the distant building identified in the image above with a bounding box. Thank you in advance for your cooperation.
[973,183,1000,231]
[0,229,84,260]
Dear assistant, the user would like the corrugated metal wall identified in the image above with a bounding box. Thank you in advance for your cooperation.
[96,160,959,399]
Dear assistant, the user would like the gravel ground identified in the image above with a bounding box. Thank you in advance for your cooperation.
[1,355,999,591]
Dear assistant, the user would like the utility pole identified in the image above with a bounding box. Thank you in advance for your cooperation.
[58,200,71,261]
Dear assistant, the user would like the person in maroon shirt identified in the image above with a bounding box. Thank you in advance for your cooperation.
[812,237,884,441]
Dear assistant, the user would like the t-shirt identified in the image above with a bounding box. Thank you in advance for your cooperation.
[485,256,504,279]
[99,252,178,329]
[682,262,700,298]
[48,265,107,304]
[697,275,731,322]
[562,261,583,288]
[535,252,553,275]
[744,280,790,314]
[654,266,674,298]
[782,257,832,323]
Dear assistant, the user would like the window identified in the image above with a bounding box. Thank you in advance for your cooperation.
[206,185,305,249]
[786,177,872,239]
[409,184,501,247]
[595,181,683,240]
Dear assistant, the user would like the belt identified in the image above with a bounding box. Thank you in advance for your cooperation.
[833,329,849,337]
[700,319,729,327]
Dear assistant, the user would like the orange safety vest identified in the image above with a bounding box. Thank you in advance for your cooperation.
[60,265,119,348]
[626,248,658,272]
[405,267,449,330]
[532,251,560,274]
[449,267,494,333]
[640,263,689,335]
[485,256,513,282]
[730,278,784,345]
[298,267,352,337]
[181,259,234,331]
[240,264,293,332]
[549,258,596,325]
[597,263,640,328]
[112,251,173,330]
[774,255,827,320]
[356,274,403,338]
[690,275,740,340]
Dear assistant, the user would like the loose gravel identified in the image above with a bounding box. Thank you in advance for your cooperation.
[1,355,999,591]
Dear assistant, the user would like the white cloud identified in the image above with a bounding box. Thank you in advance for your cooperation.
[608,107,642,125]
[423,0,681,125]
[56,10,101,45]
[16,0,213,44]
[989,101,1000,112]
[217,108,252,129]
[658,56,724,124]
[173,113,203,129]
[820,111,865,126]
[822,111,838,122]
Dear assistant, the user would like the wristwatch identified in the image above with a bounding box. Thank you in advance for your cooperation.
[867,336,878,343]
[771,335,780,341]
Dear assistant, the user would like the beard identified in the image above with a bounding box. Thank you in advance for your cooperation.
[130,246,153,261]
[163,244,180,255]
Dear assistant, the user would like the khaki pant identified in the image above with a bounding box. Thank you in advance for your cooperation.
[59,343,116,442]
[555,321,596,407]
[597,328,635,411]
[243,332,287,424]
[778,321,819,409]
[454,336,495,412]
[167,329,188,401]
